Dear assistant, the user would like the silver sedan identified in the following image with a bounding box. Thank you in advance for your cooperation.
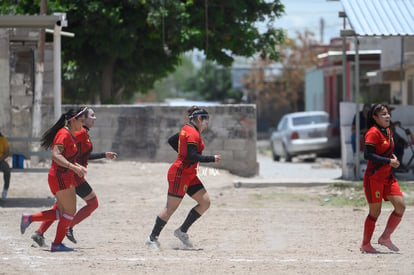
[270,111,340,162]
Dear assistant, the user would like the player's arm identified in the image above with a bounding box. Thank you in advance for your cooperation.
[90,152,118,160]
[187,143,215,163]
[168,133,179,152]
[364,144,390,164]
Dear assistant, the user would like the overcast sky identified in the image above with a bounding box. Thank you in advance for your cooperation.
[273,0,344,44]
[190,1,344,66]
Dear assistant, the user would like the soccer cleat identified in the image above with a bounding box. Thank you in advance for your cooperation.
[51,243,74,252]
[20,214,32,234]
[378,237,399,252]
[31,231,45,247]
[174,228,193,248]
[66,227,77,244]
[145,236,160,249]
[360,243,379,254]
[1,189,7,200]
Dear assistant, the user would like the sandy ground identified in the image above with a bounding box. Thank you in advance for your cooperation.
[1,158,414,275]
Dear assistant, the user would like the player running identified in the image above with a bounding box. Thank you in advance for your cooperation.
[146,106,221,249]
[30,108,117,247]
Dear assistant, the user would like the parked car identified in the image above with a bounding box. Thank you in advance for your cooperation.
[270,111,340,162]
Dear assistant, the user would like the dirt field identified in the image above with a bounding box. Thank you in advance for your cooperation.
[1,159,413,275]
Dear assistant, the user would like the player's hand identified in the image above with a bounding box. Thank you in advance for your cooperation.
[74,163,87,177]
[106,152,118,160]
[390,154,400,168]
[214,154,222,163]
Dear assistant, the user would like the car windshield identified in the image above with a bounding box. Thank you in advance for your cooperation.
[292,115,328,126]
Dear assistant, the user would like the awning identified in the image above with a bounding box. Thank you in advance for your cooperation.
[0,15,60,28]
[341,0,414,36]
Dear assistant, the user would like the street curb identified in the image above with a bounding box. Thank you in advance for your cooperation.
[233,178,344,188]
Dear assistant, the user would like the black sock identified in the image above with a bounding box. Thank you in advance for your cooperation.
[150,216,167,241]
[180,208,201,233]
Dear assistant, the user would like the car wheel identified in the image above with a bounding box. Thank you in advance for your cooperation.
[270,141,280,161]
[283,144,292,162]
[271,147,280,161]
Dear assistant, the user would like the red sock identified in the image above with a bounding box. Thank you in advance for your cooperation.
[381,211,403,239]
[53,213,74,245]
[30,204,60,223]
[37,204,58,234]
[362,214,377,245]
[71,197,98,227]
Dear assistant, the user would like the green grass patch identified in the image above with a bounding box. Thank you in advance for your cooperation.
[321,181,414,207]
[248,181,414,208]
[249,191,318,207]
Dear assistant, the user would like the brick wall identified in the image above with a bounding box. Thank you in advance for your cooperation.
[65,104,258,177]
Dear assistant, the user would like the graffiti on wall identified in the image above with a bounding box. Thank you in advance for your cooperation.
[227,115,255,139]
[111,108,160,159]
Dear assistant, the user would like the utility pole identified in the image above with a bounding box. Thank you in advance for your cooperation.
[31,0,47,160]
[320,17,325,44]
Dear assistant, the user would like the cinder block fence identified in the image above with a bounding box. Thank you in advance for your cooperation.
[65,104,258,177]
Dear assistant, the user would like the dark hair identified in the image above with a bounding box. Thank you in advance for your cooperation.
[366,103,390,129]
[187,106,209,120]
[363,103,371,112]
[40,107,88,150]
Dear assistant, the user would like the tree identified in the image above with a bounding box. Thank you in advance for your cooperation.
[1,0,285,104]
[244,30,321,132]
[143,54,197,102]
[181,60,242,102]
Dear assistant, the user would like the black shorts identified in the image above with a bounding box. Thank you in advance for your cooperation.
[187,183,205,197]
[75,181,93,198]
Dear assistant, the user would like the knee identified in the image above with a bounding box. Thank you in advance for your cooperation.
[370,208,381,218]
[396,203,406,216]
[200,197,211,210]
[87,196,99,211]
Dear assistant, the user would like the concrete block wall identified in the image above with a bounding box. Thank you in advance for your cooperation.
[0,29,10,131]
[65,104,258,177]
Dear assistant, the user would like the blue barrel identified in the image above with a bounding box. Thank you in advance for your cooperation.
[12,154,24,169]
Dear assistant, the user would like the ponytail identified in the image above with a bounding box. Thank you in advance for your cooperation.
[40,107,87,150]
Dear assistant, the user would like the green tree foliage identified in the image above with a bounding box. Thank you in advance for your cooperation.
[150,54,198,102]
[1,0,285,104]
[182,60,242,102]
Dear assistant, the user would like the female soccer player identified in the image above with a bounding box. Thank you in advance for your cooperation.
[146,106,221,249]
[31,107,117,246]
[360,103,405,253]
[20,107,88,252]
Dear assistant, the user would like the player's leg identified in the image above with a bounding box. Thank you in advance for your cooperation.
[20,206,60,235]
[147,195,182,248]
[175,178,210,247]
[51,186,76,252]
[31,203,59,247]
[0,160,10,199]
[66,182,98,244]
[146,165,186,248]
[360,175,383,253]
[378,194,405,252]
[361,203,381,253]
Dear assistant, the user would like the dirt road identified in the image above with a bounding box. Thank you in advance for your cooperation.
[0,160,413,274]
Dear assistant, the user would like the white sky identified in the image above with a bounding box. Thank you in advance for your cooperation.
[190,0,345,66]
[274,0,344,43]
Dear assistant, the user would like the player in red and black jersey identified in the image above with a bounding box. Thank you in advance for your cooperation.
[360,103,405,253]
[31,108,117,246]
[146,106,221,249]
[20,107,88,252]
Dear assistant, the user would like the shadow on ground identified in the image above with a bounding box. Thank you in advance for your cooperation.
[0,197,55,208]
